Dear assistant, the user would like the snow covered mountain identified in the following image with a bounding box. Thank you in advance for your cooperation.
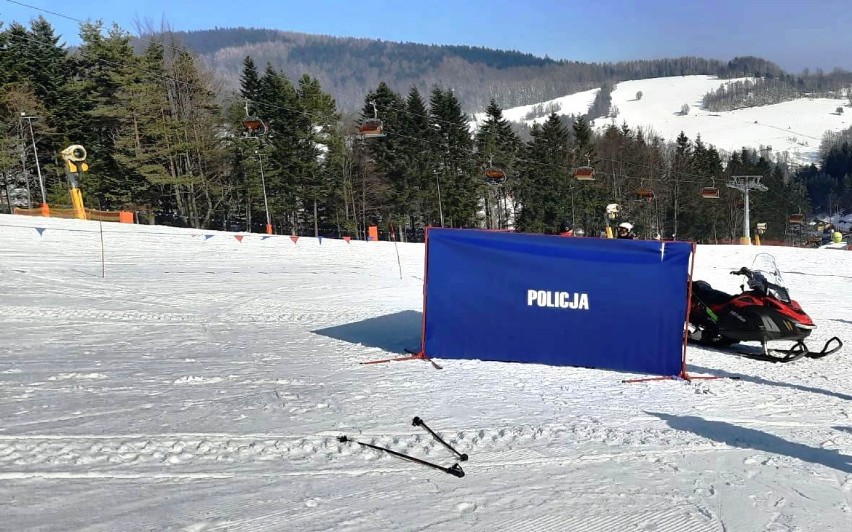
[474,75,850,165]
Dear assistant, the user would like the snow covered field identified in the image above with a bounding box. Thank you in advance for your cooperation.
[1,214,851,531]
[493,75,850,165]
[471,88,601,128]
[596,76,849,165]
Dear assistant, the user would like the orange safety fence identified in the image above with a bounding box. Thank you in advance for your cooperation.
[13,207,134,223]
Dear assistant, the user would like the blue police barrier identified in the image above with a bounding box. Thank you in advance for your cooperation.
[422,228,695,376]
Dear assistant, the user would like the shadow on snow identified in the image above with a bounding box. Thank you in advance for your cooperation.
[312,310,422,354]
[648,412,852,474]
[687,364,852,402]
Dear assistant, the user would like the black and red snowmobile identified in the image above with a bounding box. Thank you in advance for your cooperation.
[687,254,842,362]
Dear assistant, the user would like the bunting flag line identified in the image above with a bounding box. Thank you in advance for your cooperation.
[234,235,244,242]
[260,235,273,240]
[290,235,299,244]
[318,236,323,245]
[343,236,351,243]
[35,227,46,236]
[204,234,214,240]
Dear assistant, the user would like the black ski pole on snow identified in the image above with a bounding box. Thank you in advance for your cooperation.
[412,416,468,461]
[337,436,465,478]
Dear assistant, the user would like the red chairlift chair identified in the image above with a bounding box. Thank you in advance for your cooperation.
[359,100,386,138]
[701,186,720,199]
[635,187,655,201]
[484,167,507,185]
[573,165,596,181]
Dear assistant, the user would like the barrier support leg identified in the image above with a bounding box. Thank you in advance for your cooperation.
[361,351,442,370]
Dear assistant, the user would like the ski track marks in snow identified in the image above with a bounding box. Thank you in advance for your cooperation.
[3,216,852,531]
[0,420,774,478]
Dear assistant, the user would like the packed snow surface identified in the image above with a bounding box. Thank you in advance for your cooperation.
[0,214,850,531]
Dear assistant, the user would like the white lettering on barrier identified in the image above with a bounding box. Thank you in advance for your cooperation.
[526,290,589,310]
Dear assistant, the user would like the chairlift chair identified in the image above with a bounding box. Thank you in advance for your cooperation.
[242,118,268,138]
[359,100,386,138]
[484,167,507,185]
[573,166,596,181]
[359,119,385,138]
[635,187,655,201]
[701,186,720,199]
[242,99,268,139]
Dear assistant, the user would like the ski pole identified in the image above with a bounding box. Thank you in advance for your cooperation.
[337,436,465,478]
[412,416,468,461]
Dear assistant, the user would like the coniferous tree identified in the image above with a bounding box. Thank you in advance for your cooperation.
[475,99,521,228]
[516,113,570,233]
[665,131,693,239]
[296,73,341,237]
[69,22,144,209]
[240,56,261,105]
[255,64,302,232]
[569,115,606,236]
[357,82,403,236]
[397,86,436,236]
[429,86,476,227]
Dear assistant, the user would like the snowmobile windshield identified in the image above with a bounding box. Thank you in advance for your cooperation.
[750,253,790,302]
[748,272,791,303]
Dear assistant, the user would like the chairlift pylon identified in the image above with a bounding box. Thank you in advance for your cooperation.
[359,100,386,138]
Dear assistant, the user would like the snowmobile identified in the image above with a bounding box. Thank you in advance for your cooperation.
[687,254,842,362]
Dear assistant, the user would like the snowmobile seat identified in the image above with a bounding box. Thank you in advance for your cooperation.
[692,280,734,305]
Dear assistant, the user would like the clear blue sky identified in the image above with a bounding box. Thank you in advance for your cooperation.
[2,0,850,73]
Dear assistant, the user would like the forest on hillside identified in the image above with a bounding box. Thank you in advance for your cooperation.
[2,18,851,244]
[157,27,787,112]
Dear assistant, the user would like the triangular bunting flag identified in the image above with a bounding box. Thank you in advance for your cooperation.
[35,227,46,236]
[290,235,299,244]
[235,235,244,242]
[204,234,214,240]
[343,236,351,243]
[260,235,272,240]
[318,236,323,245]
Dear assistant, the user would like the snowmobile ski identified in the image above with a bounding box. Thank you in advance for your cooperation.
[337,436,464,477]
[412,416,468,461]
[704,336,842,364]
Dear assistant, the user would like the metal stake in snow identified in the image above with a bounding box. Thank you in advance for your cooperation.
[390,221,402,279]
[337,436,465,477]
[727,175,767,245]
[412,416,468,461]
